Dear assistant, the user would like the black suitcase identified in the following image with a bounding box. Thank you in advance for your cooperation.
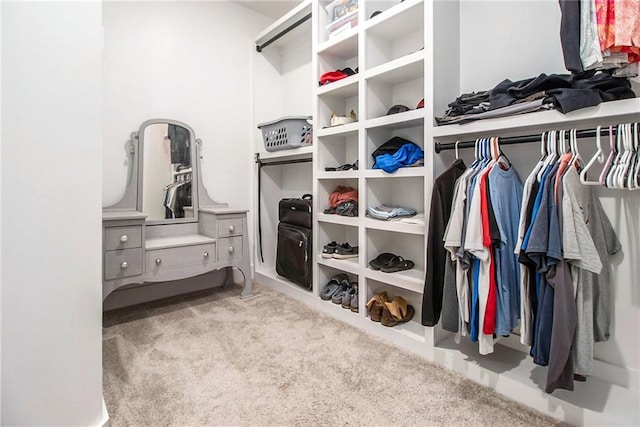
[276,194,312,289]
[278,194,312,228]
[276,223,312,289]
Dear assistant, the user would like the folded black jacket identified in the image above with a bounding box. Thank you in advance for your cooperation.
[372,136,417,159]
[490,72,636,114]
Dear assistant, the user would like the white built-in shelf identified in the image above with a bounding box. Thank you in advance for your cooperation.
[364,217,425,235]
[317,127,358,140]
[317,256,360,275]
[255,146,313,162]
[254,0,312,51]
[318,170,359,180]
[364,50,425,84]
[368,318,426,343]
[316,27,358,58]
[365,108,424,129]
[146,234,216,250]
[363,166,425,178]
[432,98,640,140]
[364,267,425,294]
[317,213,359,226]
[317,76,359,98]
[364,0,425,38]
[316,122,360,137]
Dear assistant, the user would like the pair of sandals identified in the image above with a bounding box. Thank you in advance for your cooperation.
[368,252,415,273]
[365,291,415,327]
[319,273,359,312]
[324,160,358,172]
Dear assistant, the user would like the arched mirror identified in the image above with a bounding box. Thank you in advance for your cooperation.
[137,120,198,223]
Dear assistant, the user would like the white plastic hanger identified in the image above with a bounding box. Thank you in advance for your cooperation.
[569,128,581,168]
[455,140,460,160]
[600,126,616,187]
[580,125,604,186]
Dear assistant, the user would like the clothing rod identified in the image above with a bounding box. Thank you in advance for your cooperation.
[434,126,622,153]
[256,13,312,53]
[255,153,312,167]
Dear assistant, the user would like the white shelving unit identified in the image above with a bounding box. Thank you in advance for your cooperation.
[253,1,640,425]
[252,2,314,291]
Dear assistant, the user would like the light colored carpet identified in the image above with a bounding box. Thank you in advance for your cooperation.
[103,282,566,426]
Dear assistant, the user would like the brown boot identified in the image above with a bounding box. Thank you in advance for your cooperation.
[365,291,389,322]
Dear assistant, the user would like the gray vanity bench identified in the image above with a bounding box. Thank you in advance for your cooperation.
[102,119,251,301]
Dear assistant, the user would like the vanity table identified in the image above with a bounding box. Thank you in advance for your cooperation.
[102,119,251,300]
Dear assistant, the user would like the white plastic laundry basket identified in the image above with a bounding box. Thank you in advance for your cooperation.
[257,116,313,152]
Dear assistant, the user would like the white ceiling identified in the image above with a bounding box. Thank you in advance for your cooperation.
[232,0,302,19]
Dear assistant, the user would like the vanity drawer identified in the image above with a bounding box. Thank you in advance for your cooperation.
[217,236,243,263]
[105,226,142,250]
[146,243,216,272]
[218,218,243,237]
[105,248,143,280]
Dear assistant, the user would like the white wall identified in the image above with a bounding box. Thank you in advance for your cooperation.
[457,1,640,376]
[1,2,104,425]
[103,1,272,211]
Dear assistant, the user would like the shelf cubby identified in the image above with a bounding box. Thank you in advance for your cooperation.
[364,63,424,120]
[365,175,424,218]
[316,128,359,174]
[365,125,424,170]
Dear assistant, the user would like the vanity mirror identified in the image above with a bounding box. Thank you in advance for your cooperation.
[102,119,251,301]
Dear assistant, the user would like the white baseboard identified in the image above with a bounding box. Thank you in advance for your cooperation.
[99,396,109,427]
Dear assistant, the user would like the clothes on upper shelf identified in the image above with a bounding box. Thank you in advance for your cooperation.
[319,67,358,86]
[559,0,640,76]
[435,71,636,125]
[427,138,620,394]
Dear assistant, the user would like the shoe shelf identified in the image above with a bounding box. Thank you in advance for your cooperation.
[364,267,424,294]
[317,213,359,227]
[318,170,359,179]
[317,255,359,275]
[317,76,359,98]
[364,218,424,235]
[316,132,359,174]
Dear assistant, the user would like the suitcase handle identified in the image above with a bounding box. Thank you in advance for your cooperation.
[302,194,312,200]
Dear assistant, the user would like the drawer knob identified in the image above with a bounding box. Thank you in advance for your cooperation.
[120,235,129,243]
[228,246,234,254]
[228,225,235,233]
[155,258,162,265]
[203,251,209,259]
[120,261,129,269]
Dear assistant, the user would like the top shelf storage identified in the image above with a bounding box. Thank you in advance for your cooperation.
[254,0,312,52]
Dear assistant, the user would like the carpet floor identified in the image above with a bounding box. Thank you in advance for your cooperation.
[103,282,566,426]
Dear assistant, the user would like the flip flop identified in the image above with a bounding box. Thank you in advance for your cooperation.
[320,273,348,300]
[368,253,396,270]
[380,256,414,273]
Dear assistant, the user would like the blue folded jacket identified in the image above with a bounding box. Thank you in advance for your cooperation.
[373,142,424,173]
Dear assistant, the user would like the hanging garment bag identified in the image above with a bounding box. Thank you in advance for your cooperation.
[276,194,312,289]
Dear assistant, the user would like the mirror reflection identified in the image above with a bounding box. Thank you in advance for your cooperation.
[142,123,193,221]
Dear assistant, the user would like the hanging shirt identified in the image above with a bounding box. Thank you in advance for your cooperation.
[562,167,603,377]
[465,166,495,355]
[423,159,466,329]
[525,163,560,366]
[444,169,475,338]
[488,165,524,336]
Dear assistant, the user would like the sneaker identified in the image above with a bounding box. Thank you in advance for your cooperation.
[322,241,338,258]
[333,243,358,259]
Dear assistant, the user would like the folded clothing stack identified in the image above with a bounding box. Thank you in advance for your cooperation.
[324,185,358,217]
[366,204,416,221]
[372,136,424,173]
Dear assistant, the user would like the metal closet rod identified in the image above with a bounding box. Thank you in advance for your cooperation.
[434,126,622,153]
[256,13,312,53]
[255,152,312,167]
